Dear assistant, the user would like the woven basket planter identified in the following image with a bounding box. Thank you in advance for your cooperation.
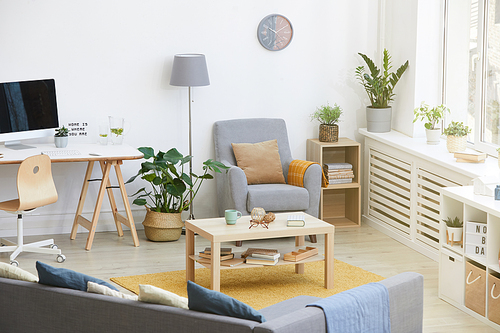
[319,124,339,142]
[446,135,467,153]
[142,208,184,242]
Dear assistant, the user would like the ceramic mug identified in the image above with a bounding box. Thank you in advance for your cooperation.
[225,209,242,225]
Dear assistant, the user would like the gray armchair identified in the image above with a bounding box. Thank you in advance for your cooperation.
[213,118,321,242]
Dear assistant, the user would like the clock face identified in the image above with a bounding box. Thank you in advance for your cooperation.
[257,14,293,51]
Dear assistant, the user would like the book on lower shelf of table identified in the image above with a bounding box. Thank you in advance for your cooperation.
[250,251,280,260]
[198,252,235,261]
[203,247,232,255]
[245,257,279,266]
[241,248,279,258]
[287,214,305,227]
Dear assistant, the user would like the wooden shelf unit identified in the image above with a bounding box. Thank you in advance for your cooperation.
[306,138,361,228]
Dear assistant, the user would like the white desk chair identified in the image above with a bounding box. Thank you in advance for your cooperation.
[0,154,65,266]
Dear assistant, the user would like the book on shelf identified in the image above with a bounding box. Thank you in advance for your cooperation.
[327,170,353,175]
[251,252,280,260]
[328,178,352,184]
[245,257,279,265]
[241,248,279,258]
[198,252,235,261]
[456,158,485,164]
[287,214,305,227]
[323,162,352,170]
[203,247,232,255]
[328,174,354,180]
[453,151,487,161]
[196,257,244,267]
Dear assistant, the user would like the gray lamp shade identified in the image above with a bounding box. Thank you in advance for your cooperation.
[170,54,210,87]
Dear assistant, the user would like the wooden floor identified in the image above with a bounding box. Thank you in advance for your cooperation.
[1,222,498,332]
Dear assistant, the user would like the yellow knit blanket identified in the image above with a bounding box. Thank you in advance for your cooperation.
[288,160,329,188]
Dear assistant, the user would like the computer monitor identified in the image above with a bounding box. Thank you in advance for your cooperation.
[0,78,59,150]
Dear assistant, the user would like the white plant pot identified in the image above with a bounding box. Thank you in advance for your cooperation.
[54,136,68,148]
[366,107,392,133]
[425,129,441,145]
[447,226,463,242]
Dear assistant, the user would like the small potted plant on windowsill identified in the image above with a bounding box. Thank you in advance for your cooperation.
[413,102,450,145]
[443,216,463,246]
[54,126,69,148]
[443,121,471,153]
[355,49,409,133]
[310,103,343,142]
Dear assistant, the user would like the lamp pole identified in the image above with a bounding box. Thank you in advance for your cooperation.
[188,86,194,220]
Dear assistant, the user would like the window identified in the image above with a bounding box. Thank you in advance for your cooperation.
[444,0,500,155]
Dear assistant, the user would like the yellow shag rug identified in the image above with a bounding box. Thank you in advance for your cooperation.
[110,260,384,309]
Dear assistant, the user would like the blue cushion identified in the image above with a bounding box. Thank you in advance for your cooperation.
[187,280,266,323]
[36,261,118,291]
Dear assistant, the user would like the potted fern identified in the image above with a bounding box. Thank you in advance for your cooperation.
[310,103,343,142]
[443,121,471,153]
[127,147,228,241]
[355,49,409,133]
[54,126,69,148]
[413,102,450,145]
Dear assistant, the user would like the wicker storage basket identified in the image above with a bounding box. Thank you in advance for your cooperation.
[465,261,486,316]
[488,273,500,325]
[319,124,339,143]
[446,135,467,153]
[142,209,184,242]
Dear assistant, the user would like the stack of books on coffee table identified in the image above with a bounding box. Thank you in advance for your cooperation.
[323,162,354,184]
[242,248,280,266]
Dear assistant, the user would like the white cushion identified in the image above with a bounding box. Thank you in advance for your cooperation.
[87,281,138,300]
[138,284,189,309]
[0,262,38,282]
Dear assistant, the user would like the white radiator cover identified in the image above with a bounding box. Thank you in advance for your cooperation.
[363,138,472,261]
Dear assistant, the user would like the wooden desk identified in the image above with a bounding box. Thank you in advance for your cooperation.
[0,143,143,250]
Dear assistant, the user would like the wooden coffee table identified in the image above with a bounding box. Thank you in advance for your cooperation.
[185,212,335,291]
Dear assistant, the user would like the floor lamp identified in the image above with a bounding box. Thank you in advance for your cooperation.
[170,54,210,220]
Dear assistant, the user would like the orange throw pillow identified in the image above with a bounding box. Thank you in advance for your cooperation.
[231,139,286,185]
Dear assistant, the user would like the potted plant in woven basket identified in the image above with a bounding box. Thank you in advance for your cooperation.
[310,103,343,142]
[413,102,450,145]
[127,147,228,241]
[355,49,409,133]
[443,121,471,153]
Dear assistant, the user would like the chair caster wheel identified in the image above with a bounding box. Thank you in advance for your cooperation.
[10,260,19,267]
[50,244,58,250]
[56,254,66,263]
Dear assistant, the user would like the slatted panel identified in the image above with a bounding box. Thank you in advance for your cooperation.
[416,168,462,253]
[368,149,411,237]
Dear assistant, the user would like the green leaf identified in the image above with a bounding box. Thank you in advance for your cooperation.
[132,198,147,206]
[164,148,183,164]
[181,173,192,186]
[138,147,155,159]
[142,173,156,182]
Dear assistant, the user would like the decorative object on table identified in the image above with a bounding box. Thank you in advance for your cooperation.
[108,116,125,145]
[98,123,108,145]
[257,14,293,51]
[355,49,409,133]
[170,53,210,220]
[323,162,353,184]
[250,207,266,222]
[126,147,228,241]
[310,103,343,143]
[465,221,487,258]
[454,151,486,163]
[287,214,306,227]
[443,216,463,247]
[262,212,275,223]
[496,185,500,200]
[443,121,471,153]
[283,247,318,262]
[54,126,69,148]
[225,209,242,225]
[412,102,450,145]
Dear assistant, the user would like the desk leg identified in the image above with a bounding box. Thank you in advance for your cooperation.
[295,236,305,274]
[114,161,140,247]
[99,161,124,238]
[70,161,94,240]
[324,231,334,289]
[85,161,112,251]
[186,228,195,283]
[210,242,221,291]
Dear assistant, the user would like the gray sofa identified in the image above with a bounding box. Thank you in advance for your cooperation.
[0,272,423,333]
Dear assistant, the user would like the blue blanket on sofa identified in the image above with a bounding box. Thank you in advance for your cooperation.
[307,282,390,333]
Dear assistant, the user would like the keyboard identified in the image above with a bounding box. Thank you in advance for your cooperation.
[41,150,81,157]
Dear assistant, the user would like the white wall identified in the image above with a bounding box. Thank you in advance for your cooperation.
[0,0,379,237]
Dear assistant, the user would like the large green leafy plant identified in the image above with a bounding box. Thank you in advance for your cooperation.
[355,49,409,108]
[127,147,228,213]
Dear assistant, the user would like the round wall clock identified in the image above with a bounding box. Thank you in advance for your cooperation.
[257,14,293,51]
